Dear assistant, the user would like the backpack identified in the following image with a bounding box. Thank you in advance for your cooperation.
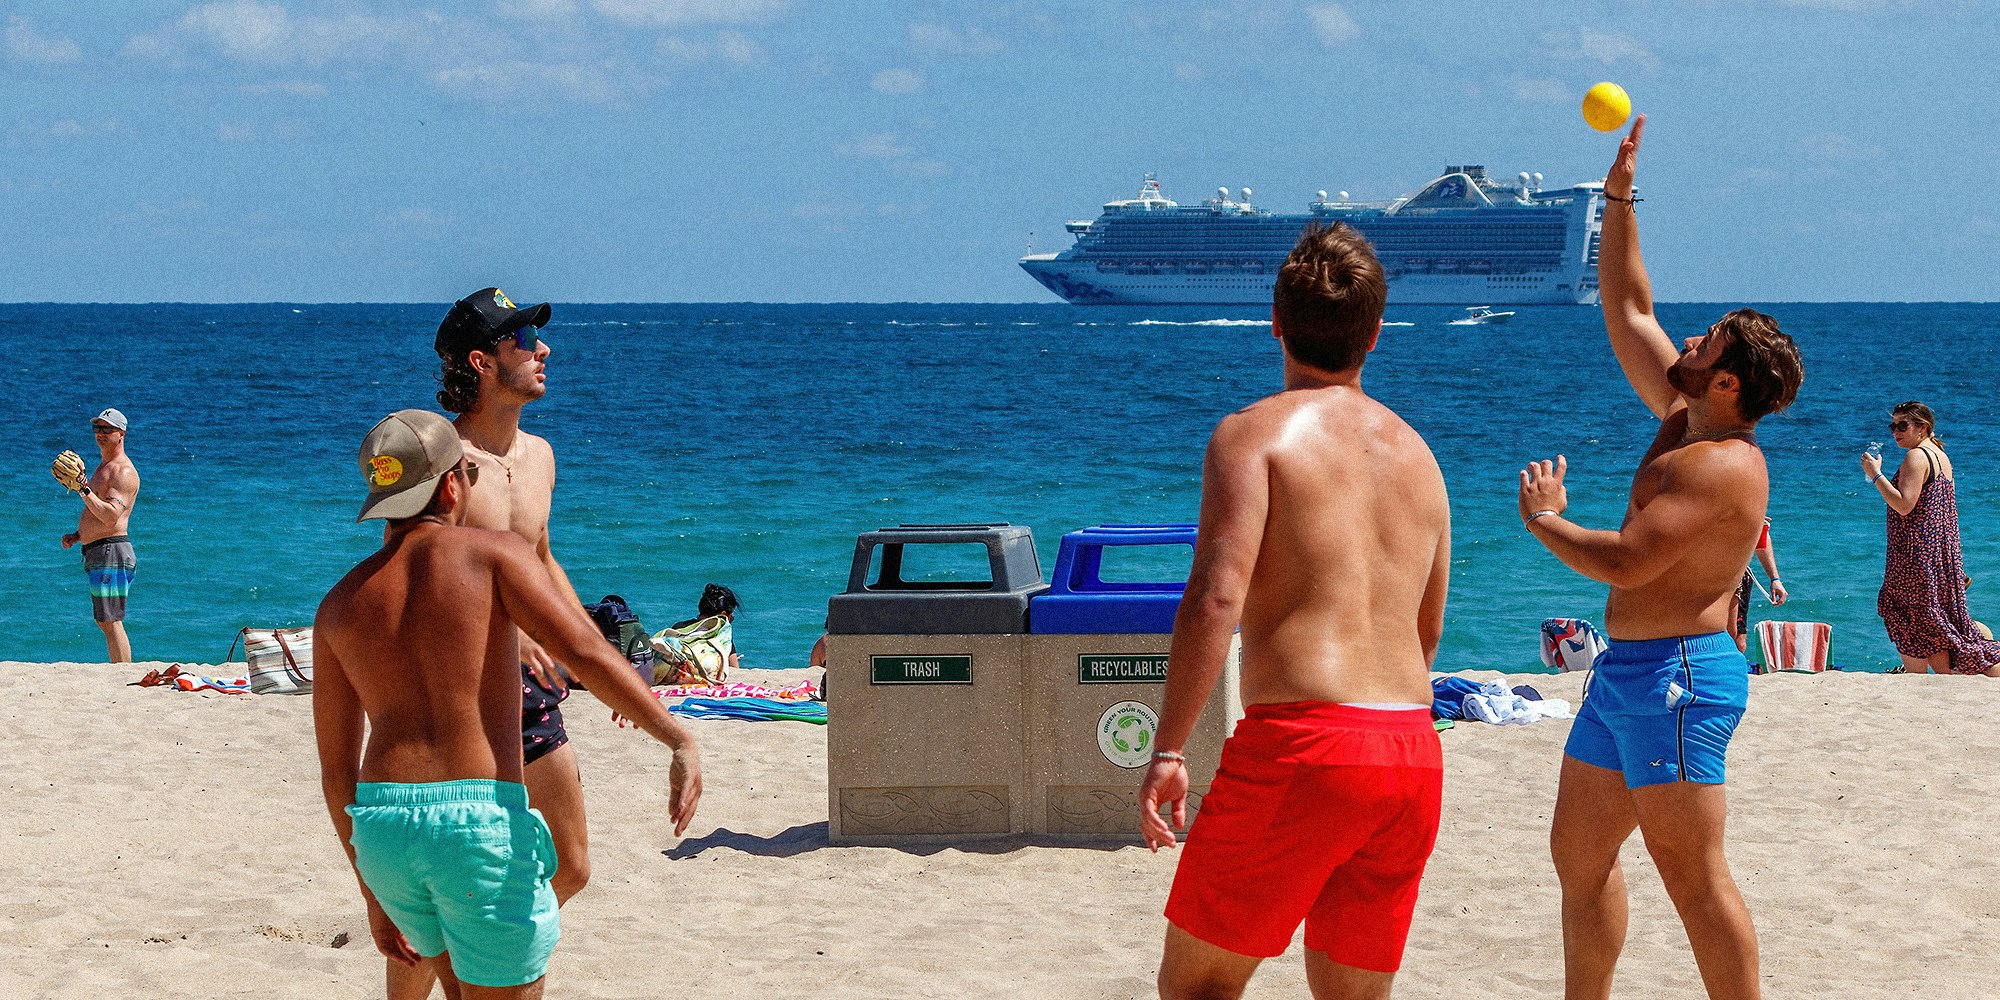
[583,595,656,682]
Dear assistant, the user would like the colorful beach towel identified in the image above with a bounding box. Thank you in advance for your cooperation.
[670,697,827,725]
[1753,621,1833,674]
[1541,618,1608,673]
[653,680,818,702]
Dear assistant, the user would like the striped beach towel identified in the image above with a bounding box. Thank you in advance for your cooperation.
[1752,621,1833,674]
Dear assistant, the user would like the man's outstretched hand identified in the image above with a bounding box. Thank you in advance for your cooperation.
[1606,115,1646,200]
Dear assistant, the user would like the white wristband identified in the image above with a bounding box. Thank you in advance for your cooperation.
[1524,509,1560,527]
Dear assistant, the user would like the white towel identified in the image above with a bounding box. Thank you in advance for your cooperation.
[1460,681,1574,725]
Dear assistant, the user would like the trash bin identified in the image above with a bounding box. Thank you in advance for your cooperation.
[1025,524,1241,840]
[824,524,1048,845]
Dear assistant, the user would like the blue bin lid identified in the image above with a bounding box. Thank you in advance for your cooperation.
[1048,523,1196,596]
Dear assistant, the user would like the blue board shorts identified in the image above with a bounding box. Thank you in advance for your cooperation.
[1564,632,1749,788]
[82,535,136,623]
[346,780,560,987]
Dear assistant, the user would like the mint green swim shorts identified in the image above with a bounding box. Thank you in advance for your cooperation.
[346,779,559,987]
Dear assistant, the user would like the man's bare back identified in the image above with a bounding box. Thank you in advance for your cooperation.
[1143,222,1450,997]
[318,523,554,786]
[1225,385,1450,707]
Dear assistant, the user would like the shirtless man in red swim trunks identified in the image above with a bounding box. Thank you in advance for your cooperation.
[1139,221,1452,1000]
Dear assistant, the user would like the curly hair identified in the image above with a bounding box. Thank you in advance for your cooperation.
[1710,308,1804,421]
[436,352,482,414]
[1272,221,1387,373]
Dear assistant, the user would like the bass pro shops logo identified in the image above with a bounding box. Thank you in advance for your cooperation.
[1096,701,1159,769]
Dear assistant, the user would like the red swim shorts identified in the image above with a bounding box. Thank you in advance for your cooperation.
[1163,702,1443,973]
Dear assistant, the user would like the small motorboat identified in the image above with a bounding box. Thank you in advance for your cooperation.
[1448,305,1515,326]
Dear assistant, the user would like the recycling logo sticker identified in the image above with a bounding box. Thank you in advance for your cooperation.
[1096,700,1159,769]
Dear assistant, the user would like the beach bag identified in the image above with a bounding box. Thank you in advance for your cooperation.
[584,594,656,681]
[651,614,733,686]
[1540,618,1607,673]
[230,626,314,695]
[1752,621,1832,674]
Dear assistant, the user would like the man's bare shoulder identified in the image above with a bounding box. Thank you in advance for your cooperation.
[1662,437,1766,493]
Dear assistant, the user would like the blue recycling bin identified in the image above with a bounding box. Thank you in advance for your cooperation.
[1029,523,1197,634]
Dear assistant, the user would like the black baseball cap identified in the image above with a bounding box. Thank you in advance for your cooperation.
[434,287,551,357]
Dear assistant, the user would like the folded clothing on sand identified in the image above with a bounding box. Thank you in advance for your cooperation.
[132,665,251,694]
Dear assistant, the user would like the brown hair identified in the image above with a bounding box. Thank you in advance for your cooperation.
[436,349,482,414]
[1710,308,1804,421]
[1892,400,1942,446]
[1273,222,1387,373]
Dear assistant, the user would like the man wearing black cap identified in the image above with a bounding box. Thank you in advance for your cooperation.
[392,287,587,999]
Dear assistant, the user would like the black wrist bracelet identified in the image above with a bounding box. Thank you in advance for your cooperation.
[1604,193,1642,204]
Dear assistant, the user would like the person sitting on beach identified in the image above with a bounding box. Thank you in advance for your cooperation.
[655,584,742,685]
[1517,116,1804,1000]
[1863,401,2000,675]
[59,408,141,663]
[1139,220,1452,999]
[315,409,702,999]
[1726,517,1786,654]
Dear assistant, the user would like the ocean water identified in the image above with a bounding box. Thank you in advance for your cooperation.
[2,302,1994,673]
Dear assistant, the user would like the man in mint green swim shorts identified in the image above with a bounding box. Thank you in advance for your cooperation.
[315,409,705,996]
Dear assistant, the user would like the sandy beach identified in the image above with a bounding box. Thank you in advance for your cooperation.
[4,661,1994,998]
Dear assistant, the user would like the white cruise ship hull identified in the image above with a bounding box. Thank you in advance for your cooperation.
[1021,257,1598,306]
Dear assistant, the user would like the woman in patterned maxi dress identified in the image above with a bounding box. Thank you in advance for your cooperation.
[1862,402,2000,676]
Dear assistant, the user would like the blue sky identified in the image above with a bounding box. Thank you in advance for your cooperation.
[3,1,1994,302]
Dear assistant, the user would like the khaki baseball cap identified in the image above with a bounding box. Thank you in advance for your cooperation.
[356,409,464,522]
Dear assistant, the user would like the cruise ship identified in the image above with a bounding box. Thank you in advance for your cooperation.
[1020,166,1610,305]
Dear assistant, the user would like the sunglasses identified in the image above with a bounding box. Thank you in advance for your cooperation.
[492,327,538,353]
[1889,420,1917,432]
[457,461,481,486]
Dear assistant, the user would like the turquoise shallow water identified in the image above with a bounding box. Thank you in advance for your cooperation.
[2,302,1994,672]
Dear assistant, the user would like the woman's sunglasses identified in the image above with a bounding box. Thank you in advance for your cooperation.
[1889,420,1917,432]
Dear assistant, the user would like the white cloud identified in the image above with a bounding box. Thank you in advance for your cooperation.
[1506,78,1570,103]
[658,29,766,66]
[1544,27,1661,73]
[218,122,257,142]
[6,16,84,64]
[1305,4,1360,46]
[240,79,327,97]
[907,23,1005,57]
[497,0,581,18]
[834,133,914,160]
[589,0,786,26]
[1778,0,1916,9]
[1799,132,1883,162]
[432,60,621,103]
[871,67,924,94]
[125,2,438,69]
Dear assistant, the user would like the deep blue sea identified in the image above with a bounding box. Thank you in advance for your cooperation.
[2,302,1994,673]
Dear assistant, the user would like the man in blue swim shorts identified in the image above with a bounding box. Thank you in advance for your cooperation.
[316,409,704,997]
[1517,117,1805,1000]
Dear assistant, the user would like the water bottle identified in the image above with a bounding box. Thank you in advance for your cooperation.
[1865,441,1882,482]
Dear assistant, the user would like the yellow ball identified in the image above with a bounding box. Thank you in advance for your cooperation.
[1582,82,1631,132]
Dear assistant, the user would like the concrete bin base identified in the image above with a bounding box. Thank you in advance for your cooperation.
[1025,635,1242,841]
[824,633,1029,846]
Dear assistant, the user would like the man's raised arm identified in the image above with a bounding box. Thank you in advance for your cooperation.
[1597,115,1682,420]
[491,535,705,835]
